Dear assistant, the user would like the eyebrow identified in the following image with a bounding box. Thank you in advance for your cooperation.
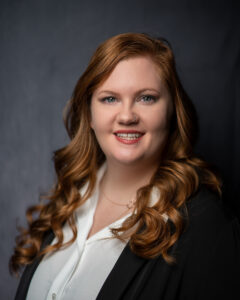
[96,88,161,97]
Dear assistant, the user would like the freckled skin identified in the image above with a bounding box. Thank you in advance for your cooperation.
[90,56,173,167]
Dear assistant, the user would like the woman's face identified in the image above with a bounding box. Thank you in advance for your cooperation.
[90,56,173,167]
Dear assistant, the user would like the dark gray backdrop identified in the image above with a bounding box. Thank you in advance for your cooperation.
[1,0,239,298]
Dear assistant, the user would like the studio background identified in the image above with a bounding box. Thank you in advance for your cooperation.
[0,0,239,298]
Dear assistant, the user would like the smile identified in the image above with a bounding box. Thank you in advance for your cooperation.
[115,133,143,139]
[114,131,145,144]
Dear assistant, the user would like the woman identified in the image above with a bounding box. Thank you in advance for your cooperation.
[11,33,240,300]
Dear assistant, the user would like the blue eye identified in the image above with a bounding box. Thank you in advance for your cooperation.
[101,96,117,103]
[140,95,156,103]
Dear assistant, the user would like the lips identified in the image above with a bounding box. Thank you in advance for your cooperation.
[113,130,145,144]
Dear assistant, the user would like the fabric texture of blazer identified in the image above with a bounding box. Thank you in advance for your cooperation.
[15,186,240,300]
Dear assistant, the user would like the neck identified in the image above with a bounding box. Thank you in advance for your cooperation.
[100,159,158,203]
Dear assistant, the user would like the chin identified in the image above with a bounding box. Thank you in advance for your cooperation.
[111,154,146,166]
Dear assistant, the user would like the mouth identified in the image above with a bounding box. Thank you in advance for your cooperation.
[113,130,145,144]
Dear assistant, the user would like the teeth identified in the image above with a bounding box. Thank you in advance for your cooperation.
[115,133,143,140]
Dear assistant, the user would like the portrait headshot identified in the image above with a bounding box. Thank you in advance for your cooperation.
[1,1,240,299]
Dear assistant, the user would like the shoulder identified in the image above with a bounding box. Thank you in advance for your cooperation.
[178,185,239,253]
[172,186,240,298]
[185,185,234,229]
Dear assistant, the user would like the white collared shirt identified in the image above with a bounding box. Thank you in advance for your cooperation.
[26,163,132,300]
[26,163,167,300]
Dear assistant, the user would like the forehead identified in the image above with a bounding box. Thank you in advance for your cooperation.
[94,56,164,94]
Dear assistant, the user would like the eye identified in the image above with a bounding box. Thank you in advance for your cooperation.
[101,96,117,103]
[139,95,157,103]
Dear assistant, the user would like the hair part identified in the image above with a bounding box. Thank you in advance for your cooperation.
[10,32,222,275]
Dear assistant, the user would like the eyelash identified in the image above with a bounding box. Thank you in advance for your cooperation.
[100,95,157,104]
[101,96,117,103]
[140,95,157,103]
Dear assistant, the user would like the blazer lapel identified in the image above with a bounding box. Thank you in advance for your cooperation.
[15,230,158,300]
[96,242,151,300]
[14,230,55,300]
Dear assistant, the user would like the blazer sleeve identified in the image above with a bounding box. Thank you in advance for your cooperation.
[197,216,240,299]
[171,188,240,300]
[99,187,240,300]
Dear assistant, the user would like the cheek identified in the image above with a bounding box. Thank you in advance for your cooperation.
[90,110,111,134]
[90,115,101,131]
[90,104,115,132]
[147,109,170,133]
[90,106,101,131]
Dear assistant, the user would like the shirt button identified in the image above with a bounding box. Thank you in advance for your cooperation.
[52,293,57,300]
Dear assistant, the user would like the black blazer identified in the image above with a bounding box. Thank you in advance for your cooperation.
[15,186,240,300]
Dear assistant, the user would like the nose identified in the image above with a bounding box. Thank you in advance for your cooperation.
[116,102,139,125]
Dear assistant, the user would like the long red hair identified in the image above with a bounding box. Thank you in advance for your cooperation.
[10,32,221,275]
